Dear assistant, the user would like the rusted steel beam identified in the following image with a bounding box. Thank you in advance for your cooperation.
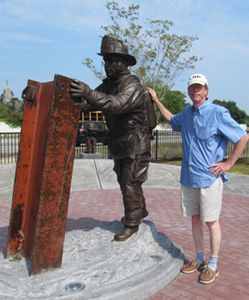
[6,75,81,275]
[6,79,53,260]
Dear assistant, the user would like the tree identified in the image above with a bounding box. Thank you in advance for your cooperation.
[83,1,202,119]
[212,99,249,125]
[0,93,24,127]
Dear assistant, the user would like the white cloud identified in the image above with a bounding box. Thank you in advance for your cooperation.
[0,32,54,43]
[0,0,109,32]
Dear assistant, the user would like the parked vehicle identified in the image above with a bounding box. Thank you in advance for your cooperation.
[76,121,109,146]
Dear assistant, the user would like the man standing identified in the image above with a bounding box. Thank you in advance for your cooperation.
[70,35,152,242]
[148,74,249,284]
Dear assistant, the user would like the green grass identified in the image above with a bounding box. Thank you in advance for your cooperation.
[160,158,249,175]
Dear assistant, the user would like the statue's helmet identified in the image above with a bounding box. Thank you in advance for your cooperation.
[97,35,136,66]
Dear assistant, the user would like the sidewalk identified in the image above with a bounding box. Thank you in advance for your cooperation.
[0,160,249,299]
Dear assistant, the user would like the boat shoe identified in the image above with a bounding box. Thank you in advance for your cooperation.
[199,267,219,284]
[181,260,207,274]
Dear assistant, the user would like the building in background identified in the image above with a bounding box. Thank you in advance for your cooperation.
[3,81,12,103]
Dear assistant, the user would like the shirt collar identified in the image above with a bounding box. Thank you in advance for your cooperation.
[191,99,210,113]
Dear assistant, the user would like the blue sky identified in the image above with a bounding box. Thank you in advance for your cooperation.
[1,0,249,115]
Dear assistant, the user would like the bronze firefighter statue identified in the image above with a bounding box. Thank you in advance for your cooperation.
[70,35,155,241]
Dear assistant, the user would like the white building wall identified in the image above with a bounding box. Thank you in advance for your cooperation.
[0,122,21,133]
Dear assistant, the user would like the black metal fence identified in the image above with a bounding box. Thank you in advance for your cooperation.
[152,130,183,160]
[1,131,249,164]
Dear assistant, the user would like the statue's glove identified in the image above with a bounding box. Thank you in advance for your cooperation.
[81,100,90,111]
[70,78,91,99]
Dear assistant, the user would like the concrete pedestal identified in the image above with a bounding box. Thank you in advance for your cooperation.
[0,220,184,300]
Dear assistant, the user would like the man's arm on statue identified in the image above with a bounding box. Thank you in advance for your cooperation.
[147,87,172,124]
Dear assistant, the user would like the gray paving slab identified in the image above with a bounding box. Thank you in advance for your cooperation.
[1,159,248,201]
[72,159,182,191]
[71,160,102,191]
[71,159,249,195]
[0,163,16,201]
[224,172,249,195]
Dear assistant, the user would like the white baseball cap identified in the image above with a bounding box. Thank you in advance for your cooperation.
[188,74,208,87]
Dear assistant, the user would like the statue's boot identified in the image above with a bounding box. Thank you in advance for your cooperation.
[121,208,148,224]
[114,226,139,242]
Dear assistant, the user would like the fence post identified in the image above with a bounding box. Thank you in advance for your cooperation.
[155,130,158,160]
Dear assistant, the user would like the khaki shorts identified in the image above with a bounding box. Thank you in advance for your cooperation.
[181,177,223,222]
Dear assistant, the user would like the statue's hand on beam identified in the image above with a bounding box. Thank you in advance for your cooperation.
[70,79,91,99]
